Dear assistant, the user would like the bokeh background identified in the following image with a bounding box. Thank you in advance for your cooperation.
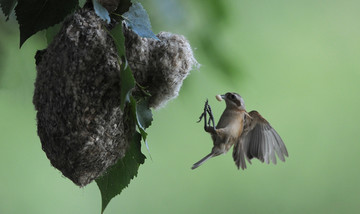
[1,0,360,213]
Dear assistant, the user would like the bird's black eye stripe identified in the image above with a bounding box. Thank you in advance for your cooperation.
[226,93,241,106]
[226,93,235,99]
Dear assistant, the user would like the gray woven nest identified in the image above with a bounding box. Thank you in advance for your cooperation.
[33,8,198,187]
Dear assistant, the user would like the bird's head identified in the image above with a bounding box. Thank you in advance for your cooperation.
[216,92,246,111]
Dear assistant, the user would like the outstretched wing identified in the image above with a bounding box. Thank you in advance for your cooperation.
[233,111,288,169]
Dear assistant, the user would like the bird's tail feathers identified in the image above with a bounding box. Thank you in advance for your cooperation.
[191,153,214,170]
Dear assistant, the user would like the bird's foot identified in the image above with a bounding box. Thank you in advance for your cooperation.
[197,99,216,133]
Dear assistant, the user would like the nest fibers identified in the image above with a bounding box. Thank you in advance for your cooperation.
[123,26,199,109]
[33,8,198,187]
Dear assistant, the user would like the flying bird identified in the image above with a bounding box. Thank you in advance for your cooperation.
[192,92,288,170]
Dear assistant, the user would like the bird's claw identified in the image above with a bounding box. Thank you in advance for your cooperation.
[197,99,208,123]
[206,103,215,128]
[197,99,216,132]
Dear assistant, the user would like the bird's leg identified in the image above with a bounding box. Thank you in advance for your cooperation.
[206,103,215,128]
[197,99,217,134]
[205,104,217,134]
[197,99,208,124]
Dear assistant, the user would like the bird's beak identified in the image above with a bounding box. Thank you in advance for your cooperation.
[220,94,226,99]
[216,94,226,101]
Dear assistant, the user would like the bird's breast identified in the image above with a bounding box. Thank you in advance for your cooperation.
[217,110,245,138]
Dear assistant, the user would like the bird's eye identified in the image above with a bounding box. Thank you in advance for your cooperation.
[231,94,235,99]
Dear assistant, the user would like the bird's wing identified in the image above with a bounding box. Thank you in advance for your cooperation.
[232,136,248,170]
[233,111,288,169]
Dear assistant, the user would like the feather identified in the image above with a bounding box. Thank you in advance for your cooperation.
[237,111,288,166]
[191,153,214,170]
[233,139,247,170]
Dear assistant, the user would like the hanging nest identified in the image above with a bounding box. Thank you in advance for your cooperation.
[33,8,198,187]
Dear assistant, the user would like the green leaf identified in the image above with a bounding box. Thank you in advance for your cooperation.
[15,0,78,47]
[45,23,61,44]
[113,0,131,15]
[120,61,135,110]
[92,0,110,24]
[122,2,158,40]
[79,0,87,7]
[135,98,153,153]
[110,23,126,58]
[96,132,145,214]
[111,25,134,110]
[0,0,17,20]
[129,96,153,142]
[136,98,153,130]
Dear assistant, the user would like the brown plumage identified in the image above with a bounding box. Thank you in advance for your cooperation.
[192,92,288,170]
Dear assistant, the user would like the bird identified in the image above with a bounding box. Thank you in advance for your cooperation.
[191,92,288,170]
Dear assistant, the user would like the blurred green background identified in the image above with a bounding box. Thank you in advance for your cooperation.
[1,0,360,213]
